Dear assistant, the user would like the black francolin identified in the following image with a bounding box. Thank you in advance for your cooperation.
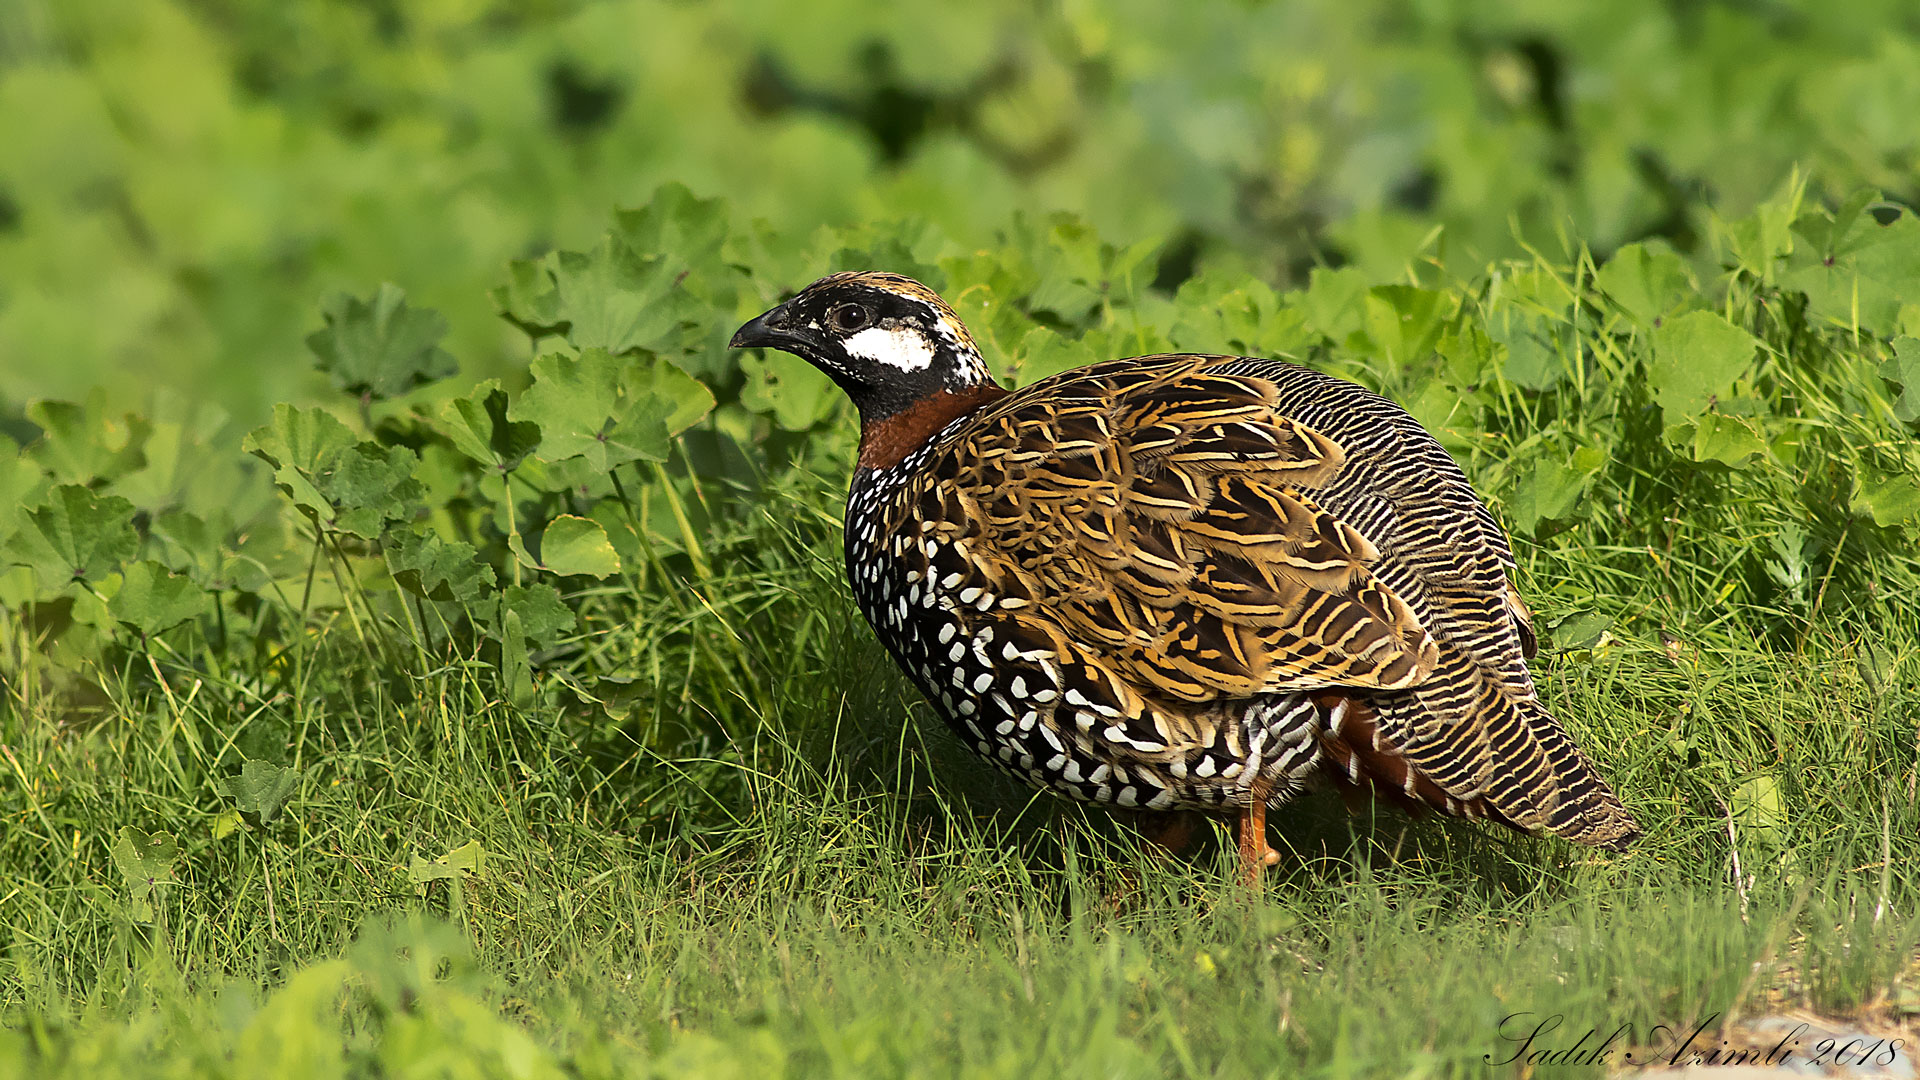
[731,272,1639,879]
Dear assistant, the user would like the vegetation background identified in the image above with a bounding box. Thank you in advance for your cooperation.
[2,0,1918,1075]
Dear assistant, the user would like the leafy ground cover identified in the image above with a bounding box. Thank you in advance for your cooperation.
[6,0,1920,414]
[4,1,1920,1077]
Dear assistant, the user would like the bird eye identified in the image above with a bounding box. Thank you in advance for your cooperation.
[829,304,872,333]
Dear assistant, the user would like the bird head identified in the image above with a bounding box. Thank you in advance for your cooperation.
[730,272,996,424]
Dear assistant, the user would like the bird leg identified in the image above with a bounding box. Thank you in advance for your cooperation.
[1236,773,1281,884]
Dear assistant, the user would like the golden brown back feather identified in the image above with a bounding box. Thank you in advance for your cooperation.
[892,353,1637,848]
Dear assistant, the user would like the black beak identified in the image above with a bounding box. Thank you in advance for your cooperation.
[729,304,797,350]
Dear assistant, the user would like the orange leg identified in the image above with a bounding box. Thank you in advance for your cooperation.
[1236,773,1280,884]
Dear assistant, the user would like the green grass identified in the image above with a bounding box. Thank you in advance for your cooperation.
[2,459,1917,1077]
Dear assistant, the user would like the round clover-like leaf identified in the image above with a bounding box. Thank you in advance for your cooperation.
[408,839,487,885]
[511,350,712,472]
[437,380,540,472]
[1649,310,1759,416]
[1881,336,1920,424]
[1853,470,1920,527]
[111,827,177,923]
[306,283,457,402]
[218,760,302,828]
[537,515,621,578]
[26,392,152,486]
[385,527,496,603]
[497,583,575,649]
[4,484,138,596]
[492,183,732,361]
[242,403,359,474]
[1595,240,1694,327]
[110,561,210,634]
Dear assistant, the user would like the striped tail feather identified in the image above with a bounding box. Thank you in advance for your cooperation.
[1311,691,1519,827]
[1320,669,1639,850]
[1501,692,1640,849]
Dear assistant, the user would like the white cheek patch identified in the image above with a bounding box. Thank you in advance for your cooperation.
[842,326,936,372]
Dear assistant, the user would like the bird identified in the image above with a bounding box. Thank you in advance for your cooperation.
[730,271,1639,880]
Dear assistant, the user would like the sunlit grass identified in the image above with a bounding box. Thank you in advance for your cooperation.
[3,446,1916,1076]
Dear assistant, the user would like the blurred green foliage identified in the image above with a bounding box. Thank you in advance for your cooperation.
[5,0,1920,414]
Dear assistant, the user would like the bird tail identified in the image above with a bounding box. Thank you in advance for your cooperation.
[1315,674,1640,850]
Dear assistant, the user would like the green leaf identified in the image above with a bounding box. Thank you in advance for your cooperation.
[1687,414,1768,467]
[512,350,710,470]
[1732,773,1787,848]
[306,283,457,402]
[823,223,946,299]
[218,760,302,827]
[0,443,45,549]
[513,349,640,467]
[739,350,839,430]
[437,380,540,472]
[3,484,137,595]
[491,580,579,707]
[1400,380,1483,453]
[500,607,534,709]
[1484,309,1565,391]
[1648,310,1759,416]
[1023,218,1106,319]
[1485,267,1577,391]
[211,810,245,841]
[245,407,420,538]
[1506,445,1607,533]
[500,584,575,649]
[1361,285,1450,366]
[1595,240,1692,326]
[1785,207,1920,334]
[1550,612,1613,651]
[1499,331,1563,391]
[1791,188,1878,260]
[149,508,291,595]
[1167,273,1313,358]
[242,405,359,473]
[1881,337,1920,423]
[111,827,177,923]
[242,405,360,523]
[26,391,151,485]
[1436,323,1495,386]
[1852,470,1920,527]
[312,444,423,540]
[493,185,732,360]
[408,839,487,885]
[385,528,496,603]
[492,258,563,337]
[1011,327,1098,385]
[109,560,209,634]
[1766,523,1809,593]
[630,356,718,437]
[107,396,237,516]
[589,501,646,568]
[1719,182,1801,282]
[1299,267,1370,346]
[537,515,621,578]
